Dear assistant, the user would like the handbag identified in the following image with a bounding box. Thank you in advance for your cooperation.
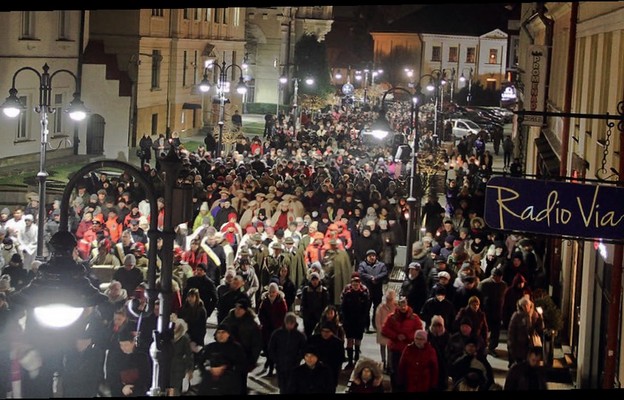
[136,148,145,158]
[529,332,543,348]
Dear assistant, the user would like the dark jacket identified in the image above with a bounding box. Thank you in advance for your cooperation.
[285,360,335,394]
[478,276,507,321]
[504,360,548,390]
[400,274,428,315]
[183,275,218,317]
[197,338,246,396]
[339,283,371,335]
[216,286,249,324]
[420,296,456,331]
[268,324,308,372]
[300,283,330,325]
[221,308,263,371]
[307,332,346,389]
[454,306,489,345]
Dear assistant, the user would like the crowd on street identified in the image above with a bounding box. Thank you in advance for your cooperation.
[0,102,552,396]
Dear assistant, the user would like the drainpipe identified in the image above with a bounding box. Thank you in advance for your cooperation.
[550,3,578,307]
[74,10,86,156]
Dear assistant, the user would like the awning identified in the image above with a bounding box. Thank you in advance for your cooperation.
[535,135,560,177]
[182,103,202,110]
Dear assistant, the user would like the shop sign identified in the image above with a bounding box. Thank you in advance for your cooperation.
[522,45,548,127]
[484,176,624,241]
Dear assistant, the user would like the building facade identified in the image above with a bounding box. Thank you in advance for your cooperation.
[245,6,333,109]
[516,1,624,389]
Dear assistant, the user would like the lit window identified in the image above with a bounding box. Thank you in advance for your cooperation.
[489,49,498,64]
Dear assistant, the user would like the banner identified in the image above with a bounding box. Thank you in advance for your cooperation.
[522,45,548,127]
[484,176,624,241]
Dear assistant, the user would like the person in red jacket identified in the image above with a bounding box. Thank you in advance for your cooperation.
[397,329,439,392]
[381,296,424,392]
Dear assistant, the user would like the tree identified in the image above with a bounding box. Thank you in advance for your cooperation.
[294,33,334,100]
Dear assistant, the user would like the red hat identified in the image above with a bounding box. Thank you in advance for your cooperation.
[228,212,238,221]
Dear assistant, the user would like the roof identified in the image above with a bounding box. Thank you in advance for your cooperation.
[371,3,513,37]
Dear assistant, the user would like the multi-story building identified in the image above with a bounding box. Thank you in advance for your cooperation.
[245,6,333,109]
[88,8,247,147]
[0,11,130,169]
[516,2,624,389]
[369,4,511,99]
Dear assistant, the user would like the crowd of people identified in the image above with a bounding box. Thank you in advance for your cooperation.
[0,102,552,396]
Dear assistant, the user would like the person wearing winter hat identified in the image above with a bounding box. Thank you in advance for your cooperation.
[286,344,335,394]
[268,311,307,393]
[112,253,144,294]
[396,329,439,392]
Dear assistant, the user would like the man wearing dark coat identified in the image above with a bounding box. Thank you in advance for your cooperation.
[304,327,345,392]
[221,297,263,394]
[268,312,308,394]
[477,266,507,355]
[197,323,247,395]
[357,249,388,332]
[504,347,548,390]
[182,263,218,319]
[216,273,249,324]
[400,262,428,316]
[352,226,382,266]
[419,284,456,331]
[299,271,331,338]
[285,345,335,394]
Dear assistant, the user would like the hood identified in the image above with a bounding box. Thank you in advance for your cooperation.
[353,357,383,382]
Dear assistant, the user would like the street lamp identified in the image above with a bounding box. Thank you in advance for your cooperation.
[1,63,88,261]
[371,86,424,266]
[459,67,474,105]
[198,55,247,158]
[356,65,383,107]
[280,73,314,133]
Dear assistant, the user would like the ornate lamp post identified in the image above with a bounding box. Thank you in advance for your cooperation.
[280,73,314,133]
[1,63,88,261]
[459,67,474,105]
[371,86,423,266]
[198,54,247,158]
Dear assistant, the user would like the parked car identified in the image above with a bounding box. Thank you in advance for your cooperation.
[445,118,483,139]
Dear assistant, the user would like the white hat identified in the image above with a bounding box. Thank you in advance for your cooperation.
[438,271,451,279]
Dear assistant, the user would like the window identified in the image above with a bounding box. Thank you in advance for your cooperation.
[214,8,220,23]
[466,47,476,63]
[21,11,35,39]
[448,47,458,62]
[151,50,162,89]
[489,49,498,64]
[205,8,211,22]
[58,11,69,40]
[53,93,63,135]
[183,9,190,20]
[16,95,28,140]
[431,46,441,62]
[183,51,188,87]
[151,9,164,17]
[222,8,227,24]
[151,114,158,136]
[194,8,200,21]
